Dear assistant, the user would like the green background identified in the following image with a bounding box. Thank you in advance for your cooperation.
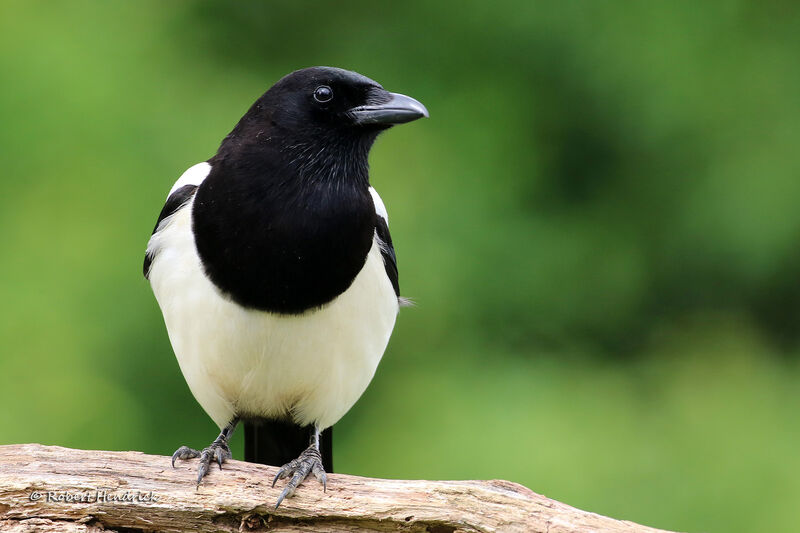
[2,2,799,531]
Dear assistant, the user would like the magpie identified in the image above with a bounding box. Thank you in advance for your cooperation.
[143,66,427,507]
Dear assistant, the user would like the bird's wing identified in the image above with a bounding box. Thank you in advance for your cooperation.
[369,187,399,297]
[143,162,211,279]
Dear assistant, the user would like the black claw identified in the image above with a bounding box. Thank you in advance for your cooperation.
[275,487,290,510]
[214,446,230,470]
[171,445,200,468]
[272,462,294,488]
[197,462,209,486]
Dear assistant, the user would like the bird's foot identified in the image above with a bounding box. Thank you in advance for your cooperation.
[271,443,327,508]
[171,436,232,486]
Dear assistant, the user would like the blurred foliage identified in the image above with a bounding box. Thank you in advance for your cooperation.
[1,1,799,532]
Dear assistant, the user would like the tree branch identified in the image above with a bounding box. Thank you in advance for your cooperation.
[0,444,677,533]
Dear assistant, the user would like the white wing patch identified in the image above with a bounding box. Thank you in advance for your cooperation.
[369,186,389,223]
[168,162,212,198]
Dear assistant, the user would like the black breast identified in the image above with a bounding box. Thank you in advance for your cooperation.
[191,162,376,314]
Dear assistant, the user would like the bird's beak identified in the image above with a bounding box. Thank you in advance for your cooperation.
[349,92,429,126]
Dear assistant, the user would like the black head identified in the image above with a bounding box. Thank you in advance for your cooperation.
[264,66,428,131]
[217,67,428,182]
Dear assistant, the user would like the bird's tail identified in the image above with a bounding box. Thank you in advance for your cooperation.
[243,418,333,472]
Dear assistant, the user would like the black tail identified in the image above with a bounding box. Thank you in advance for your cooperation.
[243,418,333,472]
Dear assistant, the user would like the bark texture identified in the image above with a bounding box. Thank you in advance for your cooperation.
[0,444,678,533]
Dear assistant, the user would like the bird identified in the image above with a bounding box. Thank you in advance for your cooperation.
[143,66,427,508]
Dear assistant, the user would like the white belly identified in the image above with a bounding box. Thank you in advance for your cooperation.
[147,199,399,430]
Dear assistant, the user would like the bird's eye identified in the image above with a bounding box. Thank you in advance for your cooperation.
[313,85,333,103]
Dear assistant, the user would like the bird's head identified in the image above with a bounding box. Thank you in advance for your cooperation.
[218,67,428,182]
[265,66,428,132]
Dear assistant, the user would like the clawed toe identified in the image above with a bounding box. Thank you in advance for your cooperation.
[272,444,327,509]
[214,445,229,468]
[195,441,232,485]
[171,445,200,467]
[171,435,233,486]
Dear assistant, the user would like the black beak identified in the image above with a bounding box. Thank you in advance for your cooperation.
[349,92,429,126]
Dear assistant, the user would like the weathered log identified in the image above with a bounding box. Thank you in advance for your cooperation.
[0,444,677,532]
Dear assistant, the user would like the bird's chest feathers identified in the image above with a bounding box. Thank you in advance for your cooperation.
[192,172,375,314]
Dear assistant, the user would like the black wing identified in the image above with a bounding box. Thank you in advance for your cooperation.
[375,215,399,297]
[143,184,198,279]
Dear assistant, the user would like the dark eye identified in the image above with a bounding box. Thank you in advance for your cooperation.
[313,85,333,103]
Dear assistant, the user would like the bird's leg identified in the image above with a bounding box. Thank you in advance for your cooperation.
[171,418,238,486]
[272,427,327,508]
